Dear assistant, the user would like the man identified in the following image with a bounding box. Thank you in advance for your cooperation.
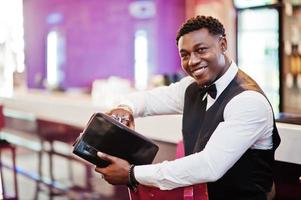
[95,15,280,199]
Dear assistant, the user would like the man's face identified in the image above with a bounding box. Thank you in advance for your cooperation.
[178,28,229,87]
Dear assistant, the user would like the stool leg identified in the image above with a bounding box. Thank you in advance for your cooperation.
[67,157,74,184]
[0,150,7,199]
[49,141,55,199]
[34,142,44,200]
[49,142,55,185]
[85,165,93,191]
[11,147,18,199]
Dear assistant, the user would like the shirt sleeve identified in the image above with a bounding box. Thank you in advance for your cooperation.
[134,90,274,190]
[118,76,194,117]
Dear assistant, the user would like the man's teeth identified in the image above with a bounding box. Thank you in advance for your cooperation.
[192,67,206,75]
[192,66,206,71]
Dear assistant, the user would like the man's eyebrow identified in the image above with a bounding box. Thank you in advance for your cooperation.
[179,49,188,53]
[180,43,206,52]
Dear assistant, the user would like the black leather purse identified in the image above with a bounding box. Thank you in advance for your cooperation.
[73,113,159,167]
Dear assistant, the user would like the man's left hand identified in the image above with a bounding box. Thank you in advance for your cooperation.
[95,152,130,185]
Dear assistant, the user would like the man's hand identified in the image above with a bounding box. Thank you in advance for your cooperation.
[106,107,135,129]
[95,152,130,185]
[99,105,134,185]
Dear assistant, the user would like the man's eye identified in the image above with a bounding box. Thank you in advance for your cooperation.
[180,54,189,59]
[196,48,207,53]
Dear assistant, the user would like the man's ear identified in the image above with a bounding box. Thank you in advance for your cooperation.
[220,37,227,53]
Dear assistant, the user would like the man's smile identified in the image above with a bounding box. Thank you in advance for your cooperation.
[191,65,208,77]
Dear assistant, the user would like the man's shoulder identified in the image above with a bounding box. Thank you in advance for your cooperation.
[227,90,273,115]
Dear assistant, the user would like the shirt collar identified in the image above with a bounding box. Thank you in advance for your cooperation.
[213,61,238,99]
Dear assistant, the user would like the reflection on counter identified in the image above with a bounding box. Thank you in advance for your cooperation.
[276,112,301,125]
[91,77,132,108]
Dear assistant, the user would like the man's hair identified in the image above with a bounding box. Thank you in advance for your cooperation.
[176,15,226,45]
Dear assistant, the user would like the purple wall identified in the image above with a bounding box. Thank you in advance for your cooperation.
[155,0,185,74]
[23,0,185,89]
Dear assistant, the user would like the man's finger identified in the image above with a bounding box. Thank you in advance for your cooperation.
[97,152,115,163]
[95,166,105,174]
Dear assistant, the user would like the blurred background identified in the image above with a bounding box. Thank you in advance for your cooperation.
[1,0,301,113]
[0,0,301,199]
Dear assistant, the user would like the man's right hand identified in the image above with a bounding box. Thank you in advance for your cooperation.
[106,106,135,130]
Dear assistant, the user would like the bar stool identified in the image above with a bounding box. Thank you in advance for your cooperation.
[0,140,18,200]
[0,105,19,200]
[35,119,92,198]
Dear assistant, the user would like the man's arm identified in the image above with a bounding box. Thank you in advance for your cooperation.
[95,77,193,187]
[134,91,274,190]
[106,76,193,128]
[115,76,193,118]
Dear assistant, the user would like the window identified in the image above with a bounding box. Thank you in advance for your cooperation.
[0,0,24,96]
[134,29,148,90]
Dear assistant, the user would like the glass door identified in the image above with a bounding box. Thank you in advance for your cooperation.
[237,7,280,114]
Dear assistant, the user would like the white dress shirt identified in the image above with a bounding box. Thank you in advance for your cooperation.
[120,62,274,190]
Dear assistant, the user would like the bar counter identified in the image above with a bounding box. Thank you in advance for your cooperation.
[0,89,183,144]
[0,89,301,164]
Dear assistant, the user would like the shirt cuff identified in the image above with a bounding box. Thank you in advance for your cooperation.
[134,164,162,187]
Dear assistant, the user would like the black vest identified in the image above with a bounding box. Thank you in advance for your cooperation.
[182,70,280,200]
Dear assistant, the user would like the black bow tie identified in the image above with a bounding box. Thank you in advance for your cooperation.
[200,84,217,99]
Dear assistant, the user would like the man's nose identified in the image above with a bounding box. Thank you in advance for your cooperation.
[188,52,200,66]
